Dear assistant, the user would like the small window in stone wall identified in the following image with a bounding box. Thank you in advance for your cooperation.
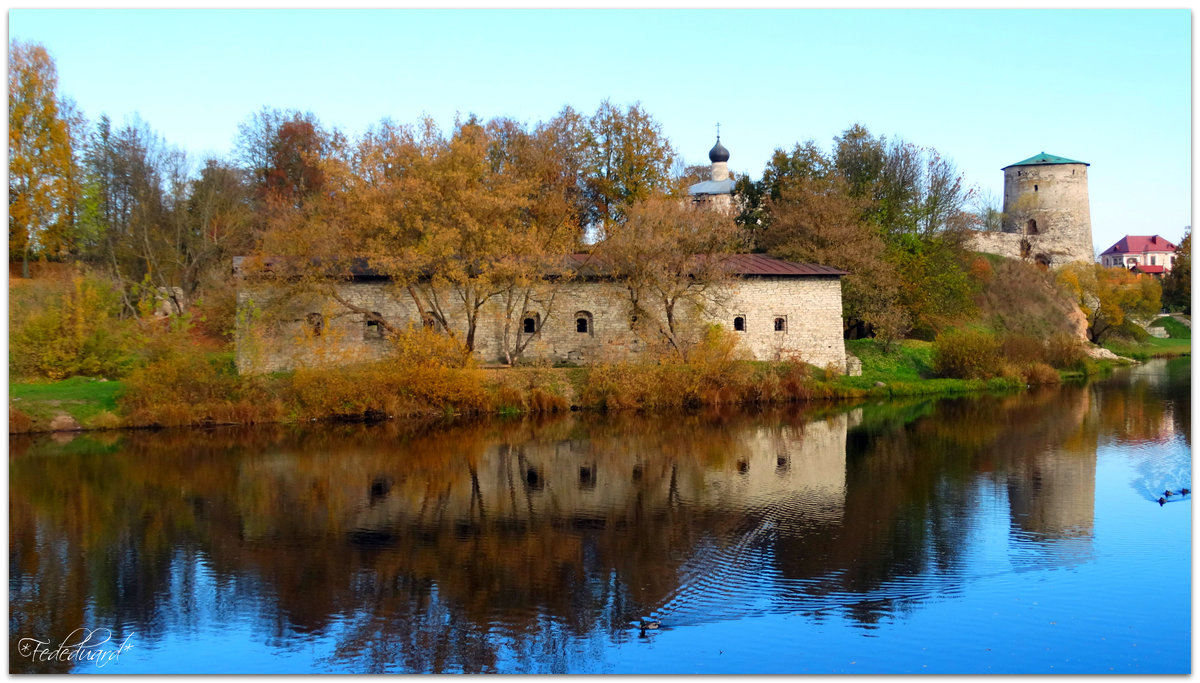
[306,312,324,336]
[1034,185,1038,192]
[575,311,593,335]
[733,315,746,332]
[774,316,787,333]
[522,313,540,334]
[364,312,384,340]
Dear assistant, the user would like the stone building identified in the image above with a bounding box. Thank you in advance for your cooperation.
[968,152,1094,267]
[235,138,850,374]
[234,254,848,373]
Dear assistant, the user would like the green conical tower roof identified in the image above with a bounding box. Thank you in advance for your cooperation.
[1003,152,1089,169]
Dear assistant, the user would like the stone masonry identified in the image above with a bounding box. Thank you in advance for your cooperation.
[235,272,848,374]
[967,153,1093,267]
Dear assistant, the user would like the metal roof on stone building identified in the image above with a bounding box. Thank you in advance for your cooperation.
[1003,152,1089,169]
[687,178,735,196]
[236,253,846,281]
[566,252,845,278]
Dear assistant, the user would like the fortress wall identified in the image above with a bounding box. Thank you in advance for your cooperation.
[236,275,847,373]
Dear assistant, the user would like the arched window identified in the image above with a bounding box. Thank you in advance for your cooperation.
[774,316,787,333]
[575,311,593,335]
[733,315,746,332]
[1025,219,1038,235]
[364,312,383,340]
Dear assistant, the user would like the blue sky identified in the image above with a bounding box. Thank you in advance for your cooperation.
[9,8,1192,253]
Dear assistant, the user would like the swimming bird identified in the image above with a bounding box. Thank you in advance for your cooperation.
[640,619,660,630]
[1164,490,1174,497]
[1158,497,1167,506]
[1181,488,1191,495]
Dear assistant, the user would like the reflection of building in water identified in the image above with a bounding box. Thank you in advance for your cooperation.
[1004,386,1096,568]
[347,413,849,534]
[1006,452,1096,544]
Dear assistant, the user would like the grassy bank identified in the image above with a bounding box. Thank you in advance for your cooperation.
[12,335,1149,434]
[10,376,125,432]
[1102,315,1191,360]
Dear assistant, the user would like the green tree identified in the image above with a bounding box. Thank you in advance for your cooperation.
[1161,228,1190,314]
[9,41,74,277]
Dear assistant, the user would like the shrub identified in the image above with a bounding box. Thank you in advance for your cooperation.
[1021,362,1061,385]
[287,360,490,420]
[119,351,282,427]
[932,328,1003,380]
[9,407,33,434]
[388,324,473,369]
[10,270,142,380]
[1044,332,1088,370]
[1000,333,1046,365]
[87,410,123,430]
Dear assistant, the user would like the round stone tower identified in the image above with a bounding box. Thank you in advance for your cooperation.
[1000,152,1093,266]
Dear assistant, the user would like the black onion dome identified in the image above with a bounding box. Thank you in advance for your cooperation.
[709,138,729,163]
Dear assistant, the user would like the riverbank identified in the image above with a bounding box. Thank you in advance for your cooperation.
[11,336,1166,435]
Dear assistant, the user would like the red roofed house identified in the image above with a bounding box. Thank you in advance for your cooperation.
[1098,235,1178,276]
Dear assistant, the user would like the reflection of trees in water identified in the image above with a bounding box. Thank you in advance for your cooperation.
[1085,359,1192,501]
[11,366,1185,671]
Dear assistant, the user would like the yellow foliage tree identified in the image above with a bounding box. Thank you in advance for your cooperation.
[1056,262,1161,343]
[9,41,73,277]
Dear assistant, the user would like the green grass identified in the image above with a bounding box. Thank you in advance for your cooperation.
[1149,315,1191,339]
[10,376,126,428]
[1103,334,1191,360]
[826,338,1024,398]
[841,339,934,385]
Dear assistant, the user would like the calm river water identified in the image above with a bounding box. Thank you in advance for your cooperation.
[9,358,1191,674]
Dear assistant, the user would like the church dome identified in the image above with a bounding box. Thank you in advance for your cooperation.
[709,138,729,163]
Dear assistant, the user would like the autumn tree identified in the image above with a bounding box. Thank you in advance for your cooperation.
[9,41,74,277]
[597,195,742,360]
[581,100,676,238]
[249,114,580,362]
[1057,262,1162,344]
[236,108,345,214]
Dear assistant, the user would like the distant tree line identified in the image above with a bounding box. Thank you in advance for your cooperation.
[16,39,1172,357]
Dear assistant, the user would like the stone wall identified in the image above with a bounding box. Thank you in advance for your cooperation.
[236,275,847,373]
